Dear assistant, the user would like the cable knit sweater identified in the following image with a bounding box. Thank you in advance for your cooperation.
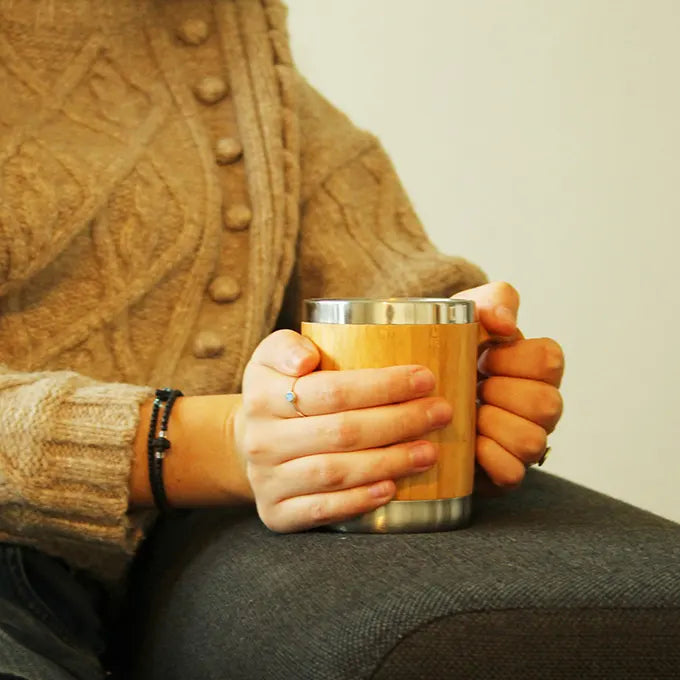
[0,0,487,579]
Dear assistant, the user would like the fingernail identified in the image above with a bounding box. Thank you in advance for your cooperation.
[369,481,393,499]
[410,442,437,468]
[495,305,516,326]
[427,400,453,427]
[410,367,435,394]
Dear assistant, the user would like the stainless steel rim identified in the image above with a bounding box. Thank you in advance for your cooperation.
[326,496,471,533]
[303,298,475,325]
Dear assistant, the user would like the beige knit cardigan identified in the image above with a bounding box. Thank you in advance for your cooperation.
[0,0,486,579]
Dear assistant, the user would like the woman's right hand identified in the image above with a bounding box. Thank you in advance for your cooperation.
[234,330,453,532]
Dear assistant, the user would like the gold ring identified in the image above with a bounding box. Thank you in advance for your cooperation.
[284,376,307,417]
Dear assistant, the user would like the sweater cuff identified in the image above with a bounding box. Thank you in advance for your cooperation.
[17,380,154,578]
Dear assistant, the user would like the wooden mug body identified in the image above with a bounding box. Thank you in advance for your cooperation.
[300,322,479,500]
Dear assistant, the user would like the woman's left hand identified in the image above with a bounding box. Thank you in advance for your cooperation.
[452,282,565,490]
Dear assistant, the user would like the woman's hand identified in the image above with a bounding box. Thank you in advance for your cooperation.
[234,330,453,532]
[452,282,565,491]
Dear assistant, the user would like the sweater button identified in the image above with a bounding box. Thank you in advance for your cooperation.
[177,19,209,46]
[215,137,243,165]
[193,330,224,358]
[209,275,241,303]
[193,76,229,105]
[223,204,252,231]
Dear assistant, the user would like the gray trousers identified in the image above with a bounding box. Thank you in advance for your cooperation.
[2,471,680,679]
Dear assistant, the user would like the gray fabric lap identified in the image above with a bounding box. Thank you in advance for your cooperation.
[131,470,680,679]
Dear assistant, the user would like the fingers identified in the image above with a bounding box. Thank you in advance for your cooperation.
[478,376,563,433]
[249,329,320,377]
[259,480,398,533]
[477,404,547,465]
[258,440,438,502]
[246,364,436,419]
[244,396,452,463]
[476,338,564,486]
[452,281,520,338]
[473,465,512,497]
[475,435,526,488]
[478,337,565,387]
[242,329,453,533]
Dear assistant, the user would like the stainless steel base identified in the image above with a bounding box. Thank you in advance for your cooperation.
[327,496,472,533]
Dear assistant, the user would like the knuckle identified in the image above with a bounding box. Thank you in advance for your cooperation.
[403,401,431,436]
[476,436,524,489]
[421,400,442,430]
[536,387,563,423]
[387,369,409,400]
[541,339,565,375]
[313,459,347,490]
[242,430,265,459]
[495,280,520,305]
[252,329,299,368]
[518,427,548,458]
[368,450,391,478]
[390,412,411,443]
[320,381,348,412]
[242,390,266,417]
[268,329,300,359]
[328,415,361,450]
[308,499,331,524]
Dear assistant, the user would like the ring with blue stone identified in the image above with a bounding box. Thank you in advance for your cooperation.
[285,376,307,417]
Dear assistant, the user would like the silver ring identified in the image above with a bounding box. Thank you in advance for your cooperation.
[284,376,307,417]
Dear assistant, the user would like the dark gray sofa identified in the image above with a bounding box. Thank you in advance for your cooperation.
[131,470,680,679]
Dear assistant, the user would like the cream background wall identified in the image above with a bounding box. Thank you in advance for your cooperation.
[286,0,680,522]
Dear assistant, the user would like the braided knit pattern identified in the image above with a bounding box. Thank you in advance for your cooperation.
[262,0,301,330]
[0,0,486,579]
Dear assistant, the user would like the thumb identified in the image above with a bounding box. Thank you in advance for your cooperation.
[250,329,320,376]
[451,282,520,340]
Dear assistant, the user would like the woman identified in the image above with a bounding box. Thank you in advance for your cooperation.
[0,1,564,678]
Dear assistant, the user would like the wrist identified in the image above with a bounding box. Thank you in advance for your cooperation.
[219,395,254,504]
[130,393,254,508]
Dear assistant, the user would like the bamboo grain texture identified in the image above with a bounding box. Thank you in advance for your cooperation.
[301,322,479,500]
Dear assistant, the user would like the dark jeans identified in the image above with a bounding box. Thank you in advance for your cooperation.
[0,545,105,680]
[0,509,220,680]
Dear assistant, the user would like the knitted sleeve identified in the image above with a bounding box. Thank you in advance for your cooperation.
[0,365,154,579]
[280,78,488,327]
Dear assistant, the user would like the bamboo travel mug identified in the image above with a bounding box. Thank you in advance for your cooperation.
[301,298,478,533]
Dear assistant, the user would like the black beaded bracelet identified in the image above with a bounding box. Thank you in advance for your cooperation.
[147,387,183,512]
